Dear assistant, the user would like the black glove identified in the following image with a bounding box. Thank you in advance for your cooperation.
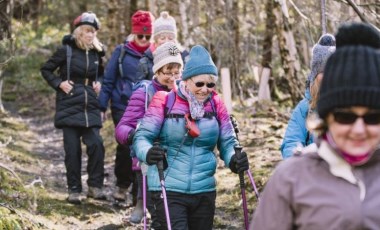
[146,146,166,165]
[229,152,249,174]
[127,129,135,145]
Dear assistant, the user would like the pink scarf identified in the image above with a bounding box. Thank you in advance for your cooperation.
[324,132,371,166]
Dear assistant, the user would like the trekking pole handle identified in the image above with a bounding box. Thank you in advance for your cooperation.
[234,145,245,188]
[154,142,165,181]
[230,115,240,143]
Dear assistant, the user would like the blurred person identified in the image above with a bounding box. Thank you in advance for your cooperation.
[136,11,188,80]
[40,12,106,204]
[250,22,380,230]
[281,34,336,159]
[115,41,183,224]
[98,10,154,206]
[133,45,249,229]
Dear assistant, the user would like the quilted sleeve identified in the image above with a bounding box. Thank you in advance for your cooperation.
[133,91,168,163]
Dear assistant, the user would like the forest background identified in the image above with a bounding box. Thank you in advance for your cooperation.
[0,0,379,229]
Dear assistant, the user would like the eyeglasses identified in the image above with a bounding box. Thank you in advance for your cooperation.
[137,34,151,40]
[332,110,380,125]
[160,72,181,78]
[191,79,216,88]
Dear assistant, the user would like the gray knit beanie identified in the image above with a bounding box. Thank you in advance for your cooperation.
[152,41,183,74]
[308,33,336,86]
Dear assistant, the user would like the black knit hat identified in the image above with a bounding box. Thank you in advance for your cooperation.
[317,22,380,119]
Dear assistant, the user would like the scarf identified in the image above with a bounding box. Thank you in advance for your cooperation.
[128,41,150,54]
[324,132,371,166]
[179,81,206,120]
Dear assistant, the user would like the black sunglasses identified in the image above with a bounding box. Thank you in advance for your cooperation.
[137,34,151,40]
[332,110,380,125]
[190,78,216,88]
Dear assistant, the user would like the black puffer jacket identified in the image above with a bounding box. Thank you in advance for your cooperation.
[40,35,105,129]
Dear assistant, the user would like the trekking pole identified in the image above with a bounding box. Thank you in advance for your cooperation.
[230,115,260,201]
[234,145,249,230]
[141,162,148,230]
[154,143,172,230]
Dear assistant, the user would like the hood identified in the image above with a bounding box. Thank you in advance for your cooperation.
[62,34,76,46]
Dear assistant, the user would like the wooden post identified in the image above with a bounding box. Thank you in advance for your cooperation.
[221,68,232,114]
[258,67,271,101]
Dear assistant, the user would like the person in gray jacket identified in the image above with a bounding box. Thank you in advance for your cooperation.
[251,22,380,230]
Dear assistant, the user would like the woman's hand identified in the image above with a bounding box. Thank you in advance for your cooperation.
[93,81,101,94]
[100,112,107,122]
[59,80,74,94]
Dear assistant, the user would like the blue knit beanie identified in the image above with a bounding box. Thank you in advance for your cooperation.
[182,45,218,80]
[308,33,336,86]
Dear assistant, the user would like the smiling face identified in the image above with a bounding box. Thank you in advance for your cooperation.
[156,64,182,90]
[78,25,96,45]
[185,74,216,102]
[326,106,380,156]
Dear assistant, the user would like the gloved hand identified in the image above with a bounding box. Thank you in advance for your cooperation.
[127,129,135,145]
[146,146,166,165]
[229,151,249,174]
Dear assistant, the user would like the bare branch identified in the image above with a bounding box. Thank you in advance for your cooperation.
[288,0,309,21]
[346,0,369,23]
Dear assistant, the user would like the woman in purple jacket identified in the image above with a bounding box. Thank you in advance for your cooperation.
[115,41,183,224]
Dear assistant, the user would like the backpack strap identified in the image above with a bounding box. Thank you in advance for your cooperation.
[164,91,176,116]
[118,44,126,78]
[164,92,217,120]
[66,45,72,81]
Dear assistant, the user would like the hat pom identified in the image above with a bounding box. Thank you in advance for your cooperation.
[160,11,169,19]
[336,22,380,49]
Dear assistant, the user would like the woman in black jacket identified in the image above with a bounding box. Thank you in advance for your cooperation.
[40,12,106,204]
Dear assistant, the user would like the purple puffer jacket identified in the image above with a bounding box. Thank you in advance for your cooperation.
[115,79,169,145]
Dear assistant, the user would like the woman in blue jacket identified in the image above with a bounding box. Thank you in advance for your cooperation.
[281,34,335,159]
[133,45,249,230]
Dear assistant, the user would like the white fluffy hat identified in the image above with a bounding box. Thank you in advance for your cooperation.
[153,11,177,38]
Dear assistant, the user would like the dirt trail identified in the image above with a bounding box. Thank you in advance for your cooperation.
[13,105,284,230]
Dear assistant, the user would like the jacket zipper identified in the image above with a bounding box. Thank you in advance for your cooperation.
[187,138,196,192]
[84,50,89,127]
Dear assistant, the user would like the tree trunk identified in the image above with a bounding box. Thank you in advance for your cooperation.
[261,0,275,69]
[274,1,303,104]
[0,0,14,113]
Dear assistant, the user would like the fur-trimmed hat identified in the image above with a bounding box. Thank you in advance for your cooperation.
[153,11,177,38]
[73,12,100,30]
[153,41,183,73]
[131,10,154,35]
[317,22,380,119]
